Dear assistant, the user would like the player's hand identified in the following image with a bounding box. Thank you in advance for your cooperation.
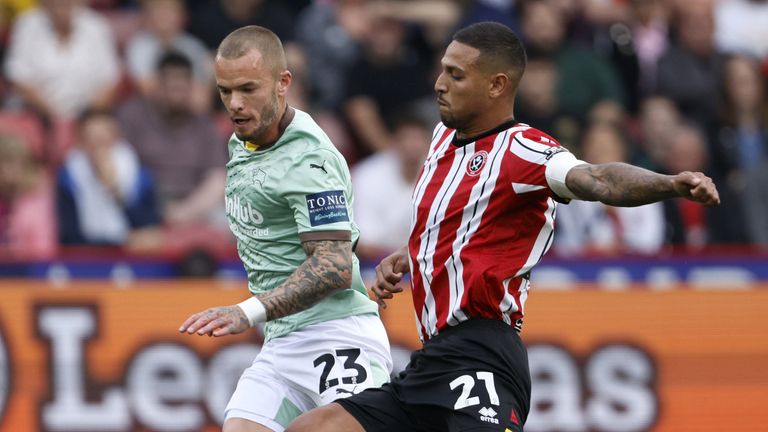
[371,246,410,308]
[178,305,250,337]
[672,171,720,207]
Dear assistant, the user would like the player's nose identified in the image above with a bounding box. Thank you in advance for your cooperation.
[228,92,245,112]
[434,73,448,94]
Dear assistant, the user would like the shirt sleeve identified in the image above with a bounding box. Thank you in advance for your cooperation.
[282,149,354,235]
[545,151,588,200]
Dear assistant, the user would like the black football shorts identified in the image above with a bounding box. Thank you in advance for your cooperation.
[336,318,531,431]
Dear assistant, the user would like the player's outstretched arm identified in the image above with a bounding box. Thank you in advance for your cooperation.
[371,246,410,308]
[565,163,721,207]
[179,238,353,337]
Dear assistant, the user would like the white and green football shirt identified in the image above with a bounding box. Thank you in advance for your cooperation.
[225,109,378,342]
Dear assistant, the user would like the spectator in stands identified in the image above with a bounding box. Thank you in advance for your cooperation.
[660,123,747,248]
[186,0,295,50]
[454,0,518,36]
[593,0,669,112]
[713,55,767,177]
[343,10,434,156]
[744,160,768,248]
[656,1,726,126]
[715,0,768,60]
[352,114,431,259]
[4,0,120,121]
[715,54,768,248]
[57,109,161,246]
[628,0,670,95]
[293,0,370,163]
[659,124,710,248]
[296,0,373,112]
[0,133,56,259]
[520,0,626,125]
[125,0,213,113]
[516,57,580,150]
[117,51,227,226]
[366,0,461,51]
[554,121,665,256]
[637,95,681,171]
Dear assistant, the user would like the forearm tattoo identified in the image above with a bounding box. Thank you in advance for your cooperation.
[257,240,352,320]
[567,163,677,207]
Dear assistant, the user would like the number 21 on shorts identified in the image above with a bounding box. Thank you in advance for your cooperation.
[449,371,499,410]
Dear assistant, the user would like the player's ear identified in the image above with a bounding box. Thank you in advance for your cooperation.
[488,72,509,99]
[277,70,292,97]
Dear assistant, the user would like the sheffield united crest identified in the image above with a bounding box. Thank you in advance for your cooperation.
[466,151,488,176]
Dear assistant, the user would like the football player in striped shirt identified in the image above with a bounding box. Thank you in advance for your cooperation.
[288,21,719,432]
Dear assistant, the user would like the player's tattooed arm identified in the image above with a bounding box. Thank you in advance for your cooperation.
[257,239,353,320]
[565,162,720,207]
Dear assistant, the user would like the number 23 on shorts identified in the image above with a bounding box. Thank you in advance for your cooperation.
[313,348,371,403]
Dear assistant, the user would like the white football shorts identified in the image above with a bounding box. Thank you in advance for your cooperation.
[224,313,393,431]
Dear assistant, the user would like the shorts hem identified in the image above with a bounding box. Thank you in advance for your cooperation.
[334,398,370,429]
[225,408,286,432]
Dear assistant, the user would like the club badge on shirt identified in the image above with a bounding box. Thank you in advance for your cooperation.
[467,150,489,176]
[306,190,349,226]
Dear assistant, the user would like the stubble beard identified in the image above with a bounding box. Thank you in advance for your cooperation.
[236,93,280,144]
[439,111,463,130]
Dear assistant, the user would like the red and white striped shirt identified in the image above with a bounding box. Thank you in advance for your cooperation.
[408,120,582,341]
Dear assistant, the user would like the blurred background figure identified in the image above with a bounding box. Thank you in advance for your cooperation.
[117,51,226,227]
[713,55,767,181]
[352,114,431,259]
[454,0,518,35]
[57,109,161,249]
[628,0,669,93]
[0,133,56,260]
[520,0,625,134]
[636,95,681,171]
[296,0,369,112]
[616,0,670,109]
[656,0,725,127]
[715,0,768,61]
[660,123,747,249]
[342,4,435,158]
[744,159,768,248]
[3,0,121,161]
[186,0,295,50]
[125,0,213,113]
[4,0,120,121]
[516,57,580,150]
[714,54,768,248]
[554,121,665,256]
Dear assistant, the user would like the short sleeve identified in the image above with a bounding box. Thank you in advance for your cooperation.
[282,150,353,234]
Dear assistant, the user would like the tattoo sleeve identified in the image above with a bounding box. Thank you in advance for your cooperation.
[566,162,678,207]
[255,239,353,320]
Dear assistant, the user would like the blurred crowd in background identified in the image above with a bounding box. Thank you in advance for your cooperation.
[0,0,766,264]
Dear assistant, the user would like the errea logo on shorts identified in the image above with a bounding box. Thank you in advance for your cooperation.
[479,406,499,424]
